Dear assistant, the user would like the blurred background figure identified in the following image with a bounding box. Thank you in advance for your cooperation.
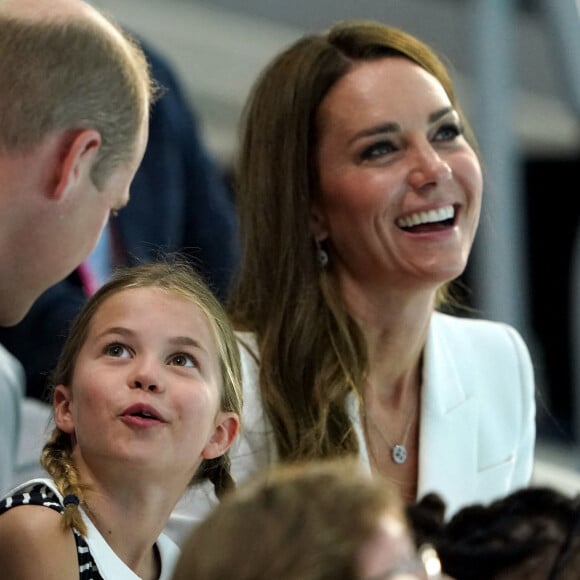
[172,459,446,580]
[407,486,580,579]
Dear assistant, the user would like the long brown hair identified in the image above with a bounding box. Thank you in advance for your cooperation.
[229,20,477,461]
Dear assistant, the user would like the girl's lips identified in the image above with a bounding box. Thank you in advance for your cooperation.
[120,414,164,429]
[121,403,166,423]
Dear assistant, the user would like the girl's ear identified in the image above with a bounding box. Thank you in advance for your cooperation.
[51,129,102,201]
[53,384,75,434]
[201,412,240,460]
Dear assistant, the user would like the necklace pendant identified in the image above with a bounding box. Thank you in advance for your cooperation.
[391,444,407,465]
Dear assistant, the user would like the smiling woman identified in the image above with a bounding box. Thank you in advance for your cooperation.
[170,19,536,543]
[0,260,242,579]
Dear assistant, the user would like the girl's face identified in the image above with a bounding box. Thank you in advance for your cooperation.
[54,287,238,485]
[313,57,482,298]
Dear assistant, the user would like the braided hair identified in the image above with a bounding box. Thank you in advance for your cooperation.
[40,431,90,536]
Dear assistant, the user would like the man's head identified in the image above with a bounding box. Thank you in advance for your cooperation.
[0,0,153,326]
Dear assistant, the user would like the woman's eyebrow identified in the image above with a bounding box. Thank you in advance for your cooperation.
[349,122,399,144]
[428,106,455,124]
[349,107,456,145]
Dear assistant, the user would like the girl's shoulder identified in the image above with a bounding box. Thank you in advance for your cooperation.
[0,478,102,580]
[0,481,80,580]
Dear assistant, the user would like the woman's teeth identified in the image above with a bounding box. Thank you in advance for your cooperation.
[396,205,455,229]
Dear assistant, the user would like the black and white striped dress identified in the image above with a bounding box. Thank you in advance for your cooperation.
[0,480,103,579]
[0,478,180,579]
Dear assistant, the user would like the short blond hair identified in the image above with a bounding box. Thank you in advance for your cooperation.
[0,13,154,189]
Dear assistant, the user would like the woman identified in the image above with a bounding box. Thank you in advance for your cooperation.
[170,19,535,542]
[0,261,241,579]
[173,459,445,580]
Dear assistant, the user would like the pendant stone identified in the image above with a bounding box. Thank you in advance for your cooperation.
[391,444,408,465]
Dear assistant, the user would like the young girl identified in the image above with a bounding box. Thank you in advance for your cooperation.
[0,261,241,579]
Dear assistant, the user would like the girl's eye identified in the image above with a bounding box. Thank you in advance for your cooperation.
[104,343,130,358]
[360,139,397,161]
[168,353,196,368]
[433,122,462,142]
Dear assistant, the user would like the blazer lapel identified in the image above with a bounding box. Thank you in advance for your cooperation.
[417,313,479,518]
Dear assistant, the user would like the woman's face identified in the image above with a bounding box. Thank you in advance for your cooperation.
[54,287,238,485]
[313,57,482,298]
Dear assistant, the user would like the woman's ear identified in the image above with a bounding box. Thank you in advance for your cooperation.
[201,412,240,460]
[310,201,329,241]
[51,129,102,201]
[53,384,75,434]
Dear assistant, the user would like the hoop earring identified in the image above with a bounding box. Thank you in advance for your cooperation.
[316,239,329,268]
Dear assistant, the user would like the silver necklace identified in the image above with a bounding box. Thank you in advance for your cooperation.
[366,395,418,465]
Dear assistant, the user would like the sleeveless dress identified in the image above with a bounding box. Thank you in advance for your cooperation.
[0,478,180,579]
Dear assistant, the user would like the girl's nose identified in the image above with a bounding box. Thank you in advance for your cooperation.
[132,379,158,392]
[129,359,164,393]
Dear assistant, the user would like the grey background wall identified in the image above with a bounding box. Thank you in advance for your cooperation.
[94,0,579,160]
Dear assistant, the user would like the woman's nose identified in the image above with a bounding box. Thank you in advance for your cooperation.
[407,144,452,191]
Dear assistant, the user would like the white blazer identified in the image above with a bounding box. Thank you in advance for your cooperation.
[166,312,536,544]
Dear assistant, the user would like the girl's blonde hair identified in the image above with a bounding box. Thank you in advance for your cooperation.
[41,259,242,534]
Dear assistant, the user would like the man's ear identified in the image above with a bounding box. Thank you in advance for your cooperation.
[53,384,75,434]
[310,200,329,241]
[52,129,102,201]
[201,412,240,460]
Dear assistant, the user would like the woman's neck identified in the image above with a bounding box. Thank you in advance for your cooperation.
[340,277,436,400]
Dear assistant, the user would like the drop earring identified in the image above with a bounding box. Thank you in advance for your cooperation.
[316,239,329,268]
